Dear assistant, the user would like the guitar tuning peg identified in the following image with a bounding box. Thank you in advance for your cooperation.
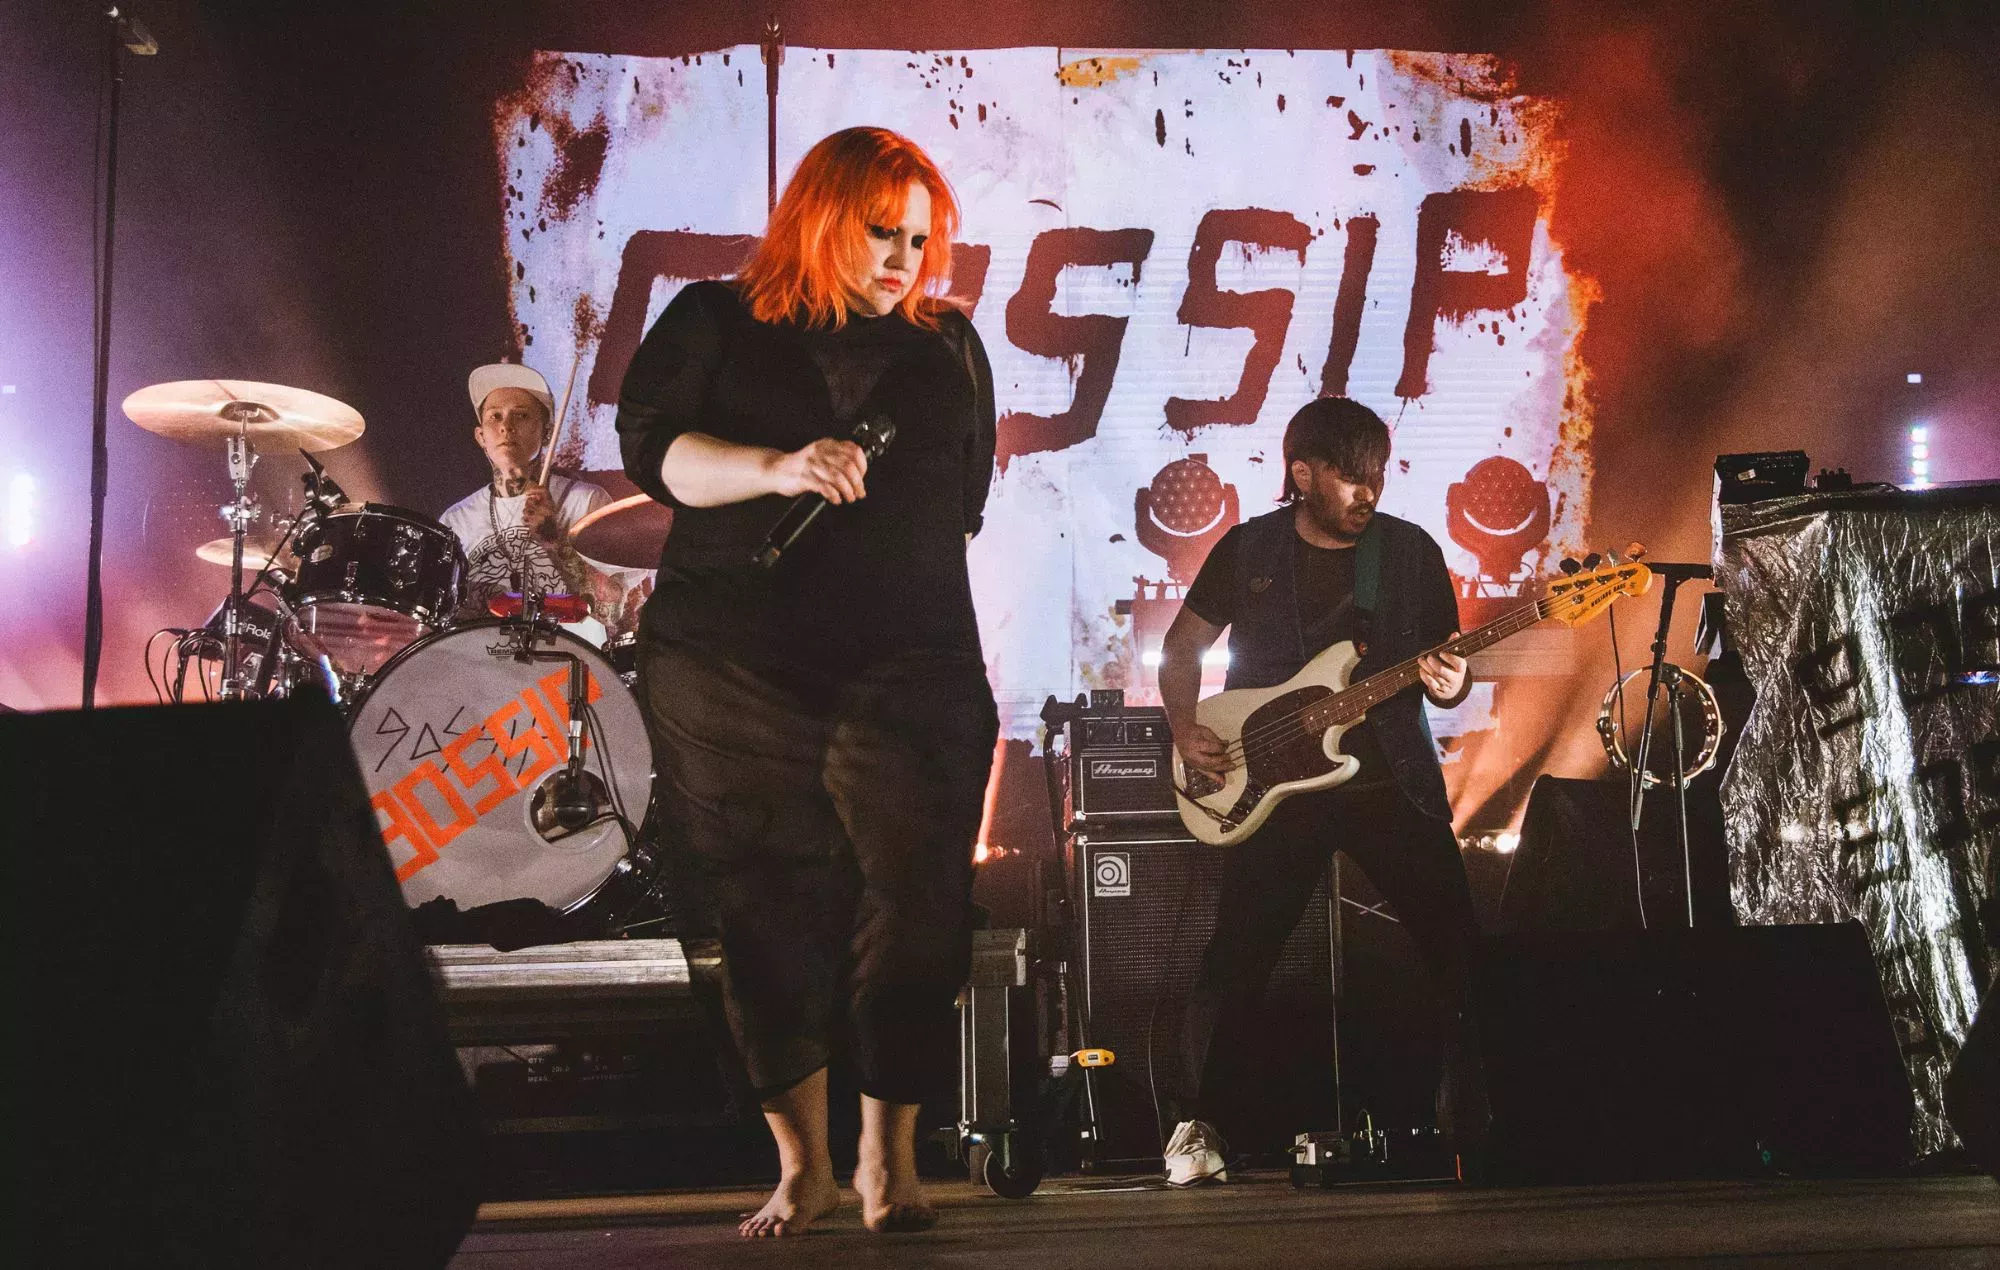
[1625,541,1647,562]
[1559,557,1583,575]
[1582,552,1603,570]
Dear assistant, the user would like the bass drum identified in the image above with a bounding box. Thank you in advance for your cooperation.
[347,620,653,912]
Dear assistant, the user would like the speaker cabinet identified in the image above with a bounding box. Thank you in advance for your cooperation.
[1065,831,1337,1166]
[1946,978,1999,1176]
[1476,923,1912,1182]
[1501,775,1733,932]
[13,696,480,1268]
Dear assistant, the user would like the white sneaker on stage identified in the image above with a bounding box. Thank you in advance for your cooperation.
[1163,1119,1229,1187]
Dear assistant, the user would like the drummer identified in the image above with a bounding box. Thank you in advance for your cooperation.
[440,362,637,637]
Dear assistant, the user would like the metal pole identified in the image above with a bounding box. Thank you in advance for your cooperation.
[82,14,126,708]
[762,17,782,214]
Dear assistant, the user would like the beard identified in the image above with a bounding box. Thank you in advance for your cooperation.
[1300,496,1372,542]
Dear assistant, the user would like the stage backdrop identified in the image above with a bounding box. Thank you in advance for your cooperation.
[494,46,1590,741]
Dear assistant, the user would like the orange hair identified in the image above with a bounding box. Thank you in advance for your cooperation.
[737,127,960,330]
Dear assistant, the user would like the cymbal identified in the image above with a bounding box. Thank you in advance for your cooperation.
[195,535,297,572]
[571,494,672,570]
[122,379,364,451]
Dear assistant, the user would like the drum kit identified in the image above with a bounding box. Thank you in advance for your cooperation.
[124,378,671,929]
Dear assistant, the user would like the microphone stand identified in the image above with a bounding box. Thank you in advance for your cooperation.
[490,590,602,836]
[81,5,157,708]
[1627,561,1712,927]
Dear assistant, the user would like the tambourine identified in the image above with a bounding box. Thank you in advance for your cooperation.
[1595,665,1724,788]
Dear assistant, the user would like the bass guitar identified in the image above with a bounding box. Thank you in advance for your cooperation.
[1173,556,1653,845]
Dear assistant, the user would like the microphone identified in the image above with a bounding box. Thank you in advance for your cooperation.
[752,414,896,569]
[109,7,160,55]
[299,448,347,510]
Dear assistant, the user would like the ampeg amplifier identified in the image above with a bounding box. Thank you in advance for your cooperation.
[1044,690,1181,832]
[1065,830,1339,1168]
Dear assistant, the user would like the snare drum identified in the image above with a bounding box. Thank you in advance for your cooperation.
[347,620,653,912]
[290,504,464,676]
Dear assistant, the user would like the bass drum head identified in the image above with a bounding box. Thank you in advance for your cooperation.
[347,620,653,912]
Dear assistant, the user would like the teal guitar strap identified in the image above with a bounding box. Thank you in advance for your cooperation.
[1353,516,1382,617]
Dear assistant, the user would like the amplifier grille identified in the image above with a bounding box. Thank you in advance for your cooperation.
[1069,835,1337,1164]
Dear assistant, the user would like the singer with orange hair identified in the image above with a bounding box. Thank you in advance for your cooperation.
[615,127,997,1236]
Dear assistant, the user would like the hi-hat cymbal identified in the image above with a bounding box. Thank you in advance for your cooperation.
[123,379,364,451]
[196,535,297,572]
[571,494,672,570]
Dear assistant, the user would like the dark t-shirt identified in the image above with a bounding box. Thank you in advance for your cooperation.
[1182,520,1396,788]
[1182,523,1368,653]
[615,280,995,681]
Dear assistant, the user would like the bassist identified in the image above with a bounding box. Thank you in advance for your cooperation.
[1157,397,1486,1186]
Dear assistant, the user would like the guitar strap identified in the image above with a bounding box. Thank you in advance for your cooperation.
[1351,516,1438,748]
[1352,514,1382,640]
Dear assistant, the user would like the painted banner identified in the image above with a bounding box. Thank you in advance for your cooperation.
[494,47,1589,739]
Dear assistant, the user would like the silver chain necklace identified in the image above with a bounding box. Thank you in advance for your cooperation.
[487,475,555,588]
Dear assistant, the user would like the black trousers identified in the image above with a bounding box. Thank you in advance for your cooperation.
[1177,782,1486,1141]
[638,638,998,1104]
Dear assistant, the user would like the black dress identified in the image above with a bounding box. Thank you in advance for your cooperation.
[615,280,1000,1102]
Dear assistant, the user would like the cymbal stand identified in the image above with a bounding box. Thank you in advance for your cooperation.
[217,416,262,700]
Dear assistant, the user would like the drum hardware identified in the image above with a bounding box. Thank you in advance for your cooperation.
[212,426,261,698]
[195,533,296,576]
[259,588,345,702]
[123,379,365,701]
[485,606,608,838]
[603,632,640,687]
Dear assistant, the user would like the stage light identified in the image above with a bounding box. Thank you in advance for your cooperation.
[1141,648,1231,668]
[5,471,34,548]
[1907,422,1935,488]
[1907,372,1923,384]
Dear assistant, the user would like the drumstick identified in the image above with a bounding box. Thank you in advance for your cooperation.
[538,347,585,487]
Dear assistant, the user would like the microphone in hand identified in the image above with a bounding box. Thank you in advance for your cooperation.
[753,414,896,568]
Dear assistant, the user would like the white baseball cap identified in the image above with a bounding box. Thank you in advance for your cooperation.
[468,362,555,418]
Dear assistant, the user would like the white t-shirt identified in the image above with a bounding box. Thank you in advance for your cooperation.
[440,475,610,620]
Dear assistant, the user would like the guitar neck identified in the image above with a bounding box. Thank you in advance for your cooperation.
[1308,597,1551,728]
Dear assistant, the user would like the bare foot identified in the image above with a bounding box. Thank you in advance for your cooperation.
[738,1169,839,1238]
[853,1155,937,1234]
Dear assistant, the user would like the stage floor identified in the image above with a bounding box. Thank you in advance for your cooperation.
[454,1172,2000,1268]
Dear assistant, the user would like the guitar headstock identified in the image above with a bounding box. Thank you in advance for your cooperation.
[1542,553,1654,628]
